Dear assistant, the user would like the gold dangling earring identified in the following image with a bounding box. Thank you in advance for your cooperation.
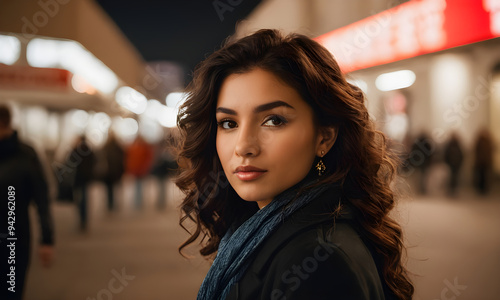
[316,150,326,176]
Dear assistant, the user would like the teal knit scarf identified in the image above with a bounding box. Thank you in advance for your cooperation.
[197,179,329,300]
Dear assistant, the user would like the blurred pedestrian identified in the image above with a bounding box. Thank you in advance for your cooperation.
[473,128,494,195]
[67,135,96,231]
[443,132,464,197]
[126,135,154,209]
[151,141,177,210]
[101,132,125,212]
[0,105,55,300]
[410,132,435,194]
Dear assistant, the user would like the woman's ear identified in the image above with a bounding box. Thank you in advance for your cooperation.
[316,127,337,156]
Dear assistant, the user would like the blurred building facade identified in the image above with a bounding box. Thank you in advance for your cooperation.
[0,0,181,165]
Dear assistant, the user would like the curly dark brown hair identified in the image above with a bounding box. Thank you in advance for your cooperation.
[176,29,413,300]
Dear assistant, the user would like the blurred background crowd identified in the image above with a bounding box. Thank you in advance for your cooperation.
[0,0,499,299]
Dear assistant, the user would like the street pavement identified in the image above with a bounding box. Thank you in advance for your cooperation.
[23,176,500,300]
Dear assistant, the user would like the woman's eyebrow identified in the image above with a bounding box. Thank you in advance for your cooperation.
[215,107,236,115]
[215,100,295,115]
[254,100,295,113]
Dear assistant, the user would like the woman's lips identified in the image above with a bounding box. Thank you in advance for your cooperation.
[234,166,267,181]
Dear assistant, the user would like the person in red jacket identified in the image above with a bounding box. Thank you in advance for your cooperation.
[126,135,154,209]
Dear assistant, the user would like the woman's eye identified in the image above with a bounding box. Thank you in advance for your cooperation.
[262,115,287,127]
[217,120,237,129]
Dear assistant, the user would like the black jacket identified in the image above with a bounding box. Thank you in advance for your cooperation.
[1,131,55,299]
[226,186,391,300]
[0,131,54,246]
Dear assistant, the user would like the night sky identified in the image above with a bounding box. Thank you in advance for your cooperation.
[95,0,262,76]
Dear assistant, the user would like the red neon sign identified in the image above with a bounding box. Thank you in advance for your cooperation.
[315,0,500,73]
[0,64,71,91]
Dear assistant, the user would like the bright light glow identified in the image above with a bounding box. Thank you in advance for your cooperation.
[491,72,500,173]
[46,113,60,150]
[25,107,48,140]
[90,112,111,133]
[26,38,59,67]
[144,99,163,119]
[71,110,89,129]
[85,112,111,147]
[385,114,409,142]
[72,74,96,94]
[87,129,105,146]
[27,38,119,94]
[375,70,416,91]
[166,92,187,108]
[115,86,148,114]
[158,106,178,128]
[484,0,500,35]
[0,35,21,65]
[145,99,178,128]
[429,54,470,132]
[347,78,368,94]
[139,117,163,144]
[114,117,139,138]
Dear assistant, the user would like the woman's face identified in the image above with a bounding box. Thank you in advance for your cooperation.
[216,68,325,208]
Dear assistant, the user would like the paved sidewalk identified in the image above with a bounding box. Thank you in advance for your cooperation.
[402,194,500,300]
[25,177,210,300]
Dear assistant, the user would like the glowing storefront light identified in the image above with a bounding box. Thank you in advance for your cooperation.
[141,99,166,142]
[144,99,178,128]
[71,74,96,94]
[46,113,60,150]
[166,92,187,108]
[484,0,500,35]
[0,35,21,65]
[71,109,90,129]
[429,54,470,131]
[91,112,111,133]
[27,38,118,94]
[144,99,163,119]
[113,117,139,142]
[375,70,416,91]
[158,106,178,128]
[25,107,49,140]
[86,112,111,146]
[139,117,163,144]
[316,0,500,73]
[115,86,148,114]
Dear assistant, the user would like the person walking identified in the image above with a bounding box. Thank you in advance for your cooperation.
[410,132,434,195]
[473,128,494,195]
[67,135,96,231]
[102,132,125,212]
[126,135,154,209]
[444,133,464,197]
[0,105,55,300]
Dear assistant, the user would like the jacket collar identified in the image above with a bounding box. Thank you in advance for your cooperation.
[249,184,351,276]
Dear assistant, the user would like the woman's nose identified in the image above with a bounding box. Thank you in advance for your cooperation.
[234,125,260,157]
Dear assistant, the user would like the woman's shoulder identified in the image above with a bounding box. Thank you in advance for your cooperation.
[227,184,387,300]
[279,222,384,295]
[231,221,386,300]
[264,185,378,276]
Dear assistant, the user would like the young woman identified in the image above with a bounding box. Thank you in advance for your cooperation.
[176,29,414,300]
